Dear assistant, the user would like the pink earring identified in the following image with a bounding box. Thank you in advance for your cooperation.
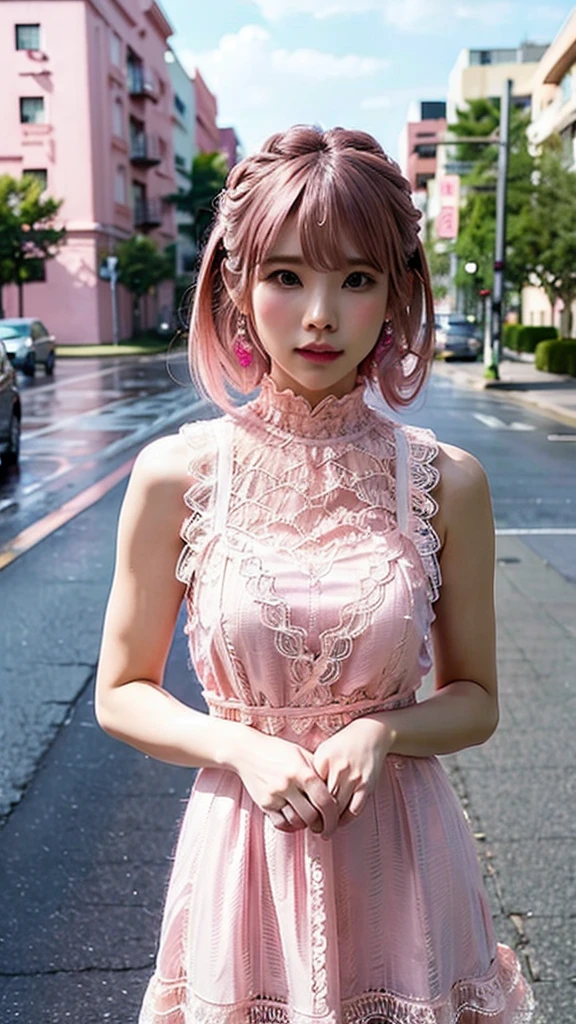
[232,314,254,368]
[374,319,394,361]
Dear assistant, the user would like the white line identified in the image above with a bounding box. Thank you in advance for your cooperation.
[473,413,506,429]
[495,528,576,536]
[548,434,576,442]
[509,422,535,432]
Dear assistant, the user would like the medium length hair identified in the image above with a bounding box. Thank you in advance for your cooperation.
[189,125,435,410]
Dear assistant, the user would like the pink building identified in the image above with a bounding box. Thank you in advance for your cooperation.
[194,70,220,153]
[219,126,242,169]
[0,0,177,344]
[400,101,447,195]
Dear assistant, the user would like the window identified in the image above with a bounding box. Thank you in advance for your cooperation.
[415,173,433,189]
[415,144,437,159]
[115,166,127,205]
[110,31,122,67]
[561,68,574,104]
[416,131,435,139]
[174,94,186,116]
[112,97,124,138]
[16,24,40,50]
[23,168,47,189]
[20,97,45,124]
[175,153,187,171]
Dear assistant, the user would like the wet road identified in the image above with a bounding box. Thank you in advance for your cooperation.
[0,361,574,1023]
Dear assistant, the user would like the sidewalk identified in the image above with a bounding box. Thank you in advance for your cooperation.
[433,353,576,427]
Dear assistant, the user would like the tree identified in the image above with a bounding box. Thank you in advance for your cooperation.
[0,174,66,317]
[115,235,175,337]
[167,151,229,253]
[513,144,576,336]
[449,100,536,301]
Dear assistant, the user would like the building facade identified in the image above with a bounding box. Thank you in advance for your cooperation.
[194,70,220,153]
[399,100,447,198]
[446,43,549,123]
[0,0,177,344]
[165,47,197,277]
[524,10,576,331]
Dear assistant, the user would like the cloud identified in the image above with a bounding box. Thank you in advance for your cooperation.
[249,0,517,30]
[177,25,388,152]
[361,95,392,110]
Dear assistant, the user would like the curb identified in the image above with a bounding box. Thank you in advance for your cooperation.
[432,362,576,429]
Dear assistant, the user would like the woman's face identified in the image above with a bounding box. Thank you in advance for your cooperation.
[250,215,389,405]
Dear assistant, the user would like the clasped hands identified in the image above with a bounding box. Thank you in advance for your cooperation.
[256,715,397,839]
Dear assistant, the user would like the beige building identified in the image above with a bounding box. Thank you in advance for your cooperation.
[446,43,548,125]
[524,11,576,332]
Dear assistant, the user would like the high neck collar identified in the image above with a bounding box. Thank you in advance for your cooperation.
[245,374,374,441]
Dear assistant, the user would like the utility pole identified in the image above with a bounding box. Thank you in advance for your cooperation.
[489,78,512,380]
[106,256,119,345]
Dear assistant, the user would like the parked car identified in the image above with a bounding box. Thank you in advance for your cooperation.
[434,314,482,361]
[0,318,56,377]
[0,339,21,468]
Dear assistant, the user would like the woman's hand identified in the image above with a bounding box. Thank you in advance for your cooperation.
[311,716,397,835]
[230,727,340,835]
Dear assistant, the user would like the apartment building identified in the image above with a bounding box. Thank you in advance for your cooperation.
[446,43,549,124]
[0,0,177,344]
[524,10,576,329]
[399,101,447,200]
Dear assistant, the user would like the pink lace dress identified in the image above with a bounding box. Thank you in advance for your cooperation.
[139,376,534,1024]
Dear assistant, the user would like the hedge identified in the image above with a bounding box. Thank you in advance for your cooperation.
[535,338,576,377]
[514,325,558,353]
[503,323,520,351]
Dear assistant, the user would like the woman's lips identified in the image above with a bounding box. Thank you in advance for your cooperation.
[296,348,343,363]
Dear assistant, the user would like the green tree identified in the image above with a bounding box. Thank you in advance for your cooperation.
[0,174,66,317]
[513,144,576,336]
[168,151,229,253]
[115,235,175,337]
[449,100,536,302]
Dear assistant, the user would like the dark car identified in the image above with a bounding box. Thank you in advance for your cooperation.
[0,318,56,377]
[0,338,21,468]
[434,315,482,361]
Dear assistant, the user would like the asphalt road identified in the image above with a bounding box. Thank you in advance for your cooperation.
[0,361,574,1023]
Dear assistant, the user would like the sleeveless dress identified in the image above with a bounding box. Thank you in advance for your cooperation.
[138,375,534,1024]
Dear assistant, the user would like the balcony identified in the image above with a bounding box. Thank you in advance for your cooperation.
[127,65,157,102]
[130,134,161,167]
[134,197,163,229]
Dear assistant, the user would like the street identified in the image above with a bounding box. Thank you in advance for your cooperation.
[0,356,574,1023]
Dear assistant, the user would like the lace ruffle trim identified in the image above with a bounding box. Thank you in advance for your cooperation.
[175,422,220,587]
[139,945,534,1024]
[242,374,374,442]
[403,425,442,605]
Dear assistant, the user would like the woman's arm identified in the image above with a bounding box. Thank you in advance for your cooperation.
[367,442,499,757]
[94,434,250,770]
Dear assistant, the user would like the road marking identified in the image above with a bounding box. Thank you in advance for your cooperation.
[495,528,576,535]
[0,458,136,571]
[547,434,576,442]
[473,413,535,431]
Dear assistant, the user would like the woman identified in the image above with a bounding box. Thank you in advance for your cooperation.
[95,125,534,1023]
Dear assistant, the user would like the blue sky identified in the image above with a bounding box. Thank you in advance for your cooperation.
[161,1,573,163]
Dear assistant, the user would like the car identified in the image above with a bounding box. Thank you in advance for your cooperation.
[434,314,482,361]
[0,338,21,468]
[0,317,56,378]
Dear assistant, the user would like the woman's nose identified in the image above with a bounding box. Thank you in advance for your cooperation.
[303,288,338,333]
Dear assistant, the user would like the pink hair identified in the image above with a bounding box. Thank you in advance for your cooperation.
[189,125,435,411]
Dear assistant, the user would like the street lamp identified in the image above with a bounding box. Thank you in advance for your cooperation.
[464,261,478,275]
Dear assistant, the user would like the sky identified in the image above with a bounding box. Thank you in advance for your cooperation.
[161,0,574,165]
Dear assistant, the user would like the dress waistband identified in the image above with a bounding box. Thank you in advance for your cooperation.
[202,690,417,731]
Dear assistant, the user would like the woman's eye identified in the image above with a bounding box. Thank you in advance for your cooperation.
[269,270,301,287]
[345,272,375,289]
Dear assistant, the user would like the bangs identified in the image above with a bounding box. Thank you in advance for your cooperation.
[252,156,406,284]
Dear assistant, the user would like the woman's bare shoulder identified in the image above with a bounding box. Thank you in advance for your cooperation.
[432,442,492,544]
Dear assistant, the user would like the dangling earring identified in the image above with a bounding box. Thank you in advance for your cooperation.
[232,313,254,368]
[374,319,394,361]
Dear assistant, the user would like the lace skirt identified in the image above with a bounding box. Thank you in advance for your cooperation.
[139,757,534,1024]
